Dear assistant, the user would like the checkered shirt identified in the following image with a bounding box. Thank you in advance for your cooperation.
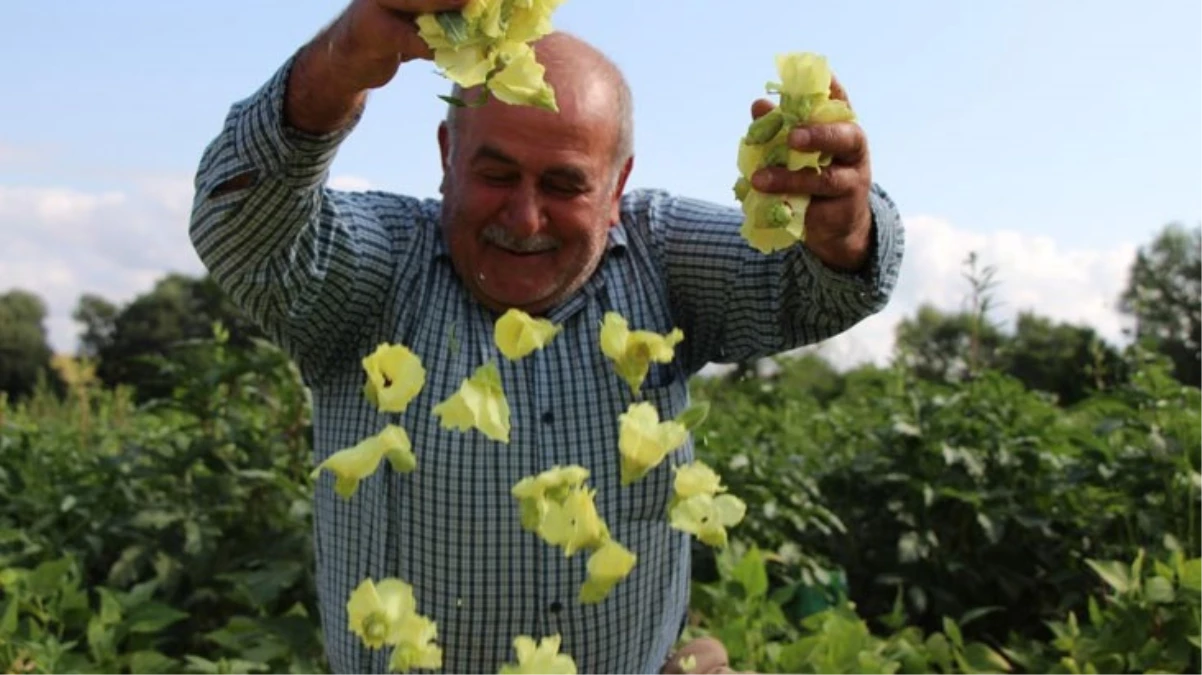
[188,52,904,674]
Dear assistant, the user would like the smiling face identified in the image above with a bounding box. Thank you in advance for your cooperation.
[436,39,634,316]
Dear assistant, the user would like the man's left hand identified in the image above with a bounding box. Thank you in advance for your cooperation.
[748,77,874,272]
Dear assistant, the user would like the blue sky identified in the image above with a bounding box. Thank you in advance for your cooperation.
[1,0,1199,365]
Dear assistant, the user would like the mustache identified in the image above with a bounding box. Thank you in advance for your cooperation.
[481,224,560,254]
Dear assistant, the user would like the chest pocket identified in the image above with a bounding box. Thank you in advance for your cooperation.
[609,374,695,523]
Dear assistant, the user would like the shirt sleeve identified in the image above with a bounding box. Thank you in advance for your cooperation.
[188,52,417,384]
[624,184,905,374]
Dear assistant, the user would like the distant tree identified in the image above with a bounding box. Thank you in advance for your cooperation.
[891,251,1130,404]
[1118,222,1201,388]
[0,289,61,401]
[999,311,1126,406]
[893,304,1007,383]
[894,253,1008,383]
[73,293,118,359]
[89,274,263,400]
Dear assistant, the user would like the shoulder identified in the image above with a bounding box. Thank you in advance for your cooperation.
[324,187,441,226]
[617,188,745,251]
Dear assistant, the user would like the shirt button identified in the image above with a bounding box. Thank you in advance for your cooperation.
[541,410,554,425]
[549,600,563,613]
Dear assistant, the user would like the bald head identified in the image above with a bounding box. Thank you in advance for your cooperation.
[443,32,634,182]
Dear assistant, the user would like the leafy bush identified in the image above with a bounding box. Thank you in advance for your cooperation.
[2,325,1199,673]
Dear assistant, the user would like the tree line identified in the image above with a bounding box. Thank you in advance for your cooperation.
[1,222,1198,404]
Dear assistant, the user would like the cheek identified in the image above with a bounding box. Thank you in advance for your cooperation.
[549,203,612,247]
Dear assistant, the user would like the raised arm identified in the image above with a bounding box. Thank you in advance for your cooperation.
[625,184,903,374]
[188,0,466,383]
[629,76,905,373]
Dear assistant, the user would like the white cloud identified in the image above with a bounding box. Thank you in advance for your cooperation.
[810,214,1140,370]
[0,171,374,353]
[0,181,205,353]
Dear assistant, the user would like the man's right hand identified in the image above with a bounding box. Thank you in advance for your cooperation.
[327,0,470,91]
[285,0,467,135]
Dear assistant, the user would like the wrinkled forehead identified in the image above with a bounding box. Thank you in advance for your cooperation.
[451,75,619,154]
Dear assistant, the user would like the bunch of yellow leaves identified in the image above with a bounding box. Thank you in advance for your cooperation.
[617,402,688,485]
[346,578,443,673]
[311,425,417,499]
[733,52,857,254]
[417,0,567,112]
[667,461,747,548]
[498,634,578,674]
[433,360,512,443]
[312,342,428,500]
[362,343,426,414]
[495,308,562,361]
[511,466,636,604]
[599,312,685,395]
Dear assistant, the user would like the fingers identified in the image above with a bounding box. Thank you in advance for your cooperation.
[828,74,851,105]
[750,98,776,120]
[804,196,863,240]
[660,637,729,674]
[789,121,866,166]
[752,163,862,198]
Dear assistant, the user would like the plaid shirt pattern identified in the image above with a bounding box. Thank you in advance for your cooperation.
[189,53,904,674]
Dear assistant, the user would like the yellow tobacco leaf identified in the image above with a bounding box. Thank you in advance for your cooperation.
[434,44,496,88]
[738,189,810,255]
[538,485,606,557]
[362,343,426,414]
[668,493,747,549]
[579,539,637,604]
[463,0,506,39]
[810,98,856,124]
[618,402,688,485]
[599,312,684,395]
[512,465,591,533]
[388,613,443,673]
[499,634,578,674]
[775,52,833,99]
[495,308,563,360]
[488,41,559,112]
[346,578,417,650]
[433,360,511,443]
[311,425,416,499]
[505,0,564,43]
[672,461,725,500]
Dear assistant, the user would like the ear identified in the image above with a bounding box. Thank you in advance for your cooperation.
[607,155,635,225]
[437,122,451,194]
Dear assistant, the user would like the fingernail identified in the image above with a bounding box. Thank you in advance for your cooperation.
[752,171,771,191]
[791,128,811,147]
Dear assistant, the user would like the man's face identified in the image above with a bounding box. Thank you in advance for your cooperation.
[437,84,632,316]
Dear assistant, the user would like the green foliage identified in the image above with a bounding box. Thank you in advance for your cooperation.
[80,274,265,402]
[1119,222,1201,388]
[690,341,1200,668]
[1,324,322,674]
[0,289,62,402]
[3,266,1200,673]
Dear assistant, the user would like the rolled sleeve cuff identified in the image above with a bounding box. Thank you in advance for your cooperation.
[796,183,906,313]
[232,50,365,188]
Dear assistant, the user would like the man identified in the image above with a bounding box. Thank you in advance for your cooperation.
[188,0,904,672]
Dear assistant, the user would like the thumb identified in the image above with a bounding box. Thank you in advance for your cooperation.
[828,74,852,107]
[750,98,775,120]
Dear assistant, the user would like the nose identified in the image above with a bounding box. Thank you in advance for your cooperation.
[500,182,545,238]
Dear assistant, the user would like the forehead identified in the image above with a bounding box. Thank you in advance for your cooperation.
[453,80,618,170]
